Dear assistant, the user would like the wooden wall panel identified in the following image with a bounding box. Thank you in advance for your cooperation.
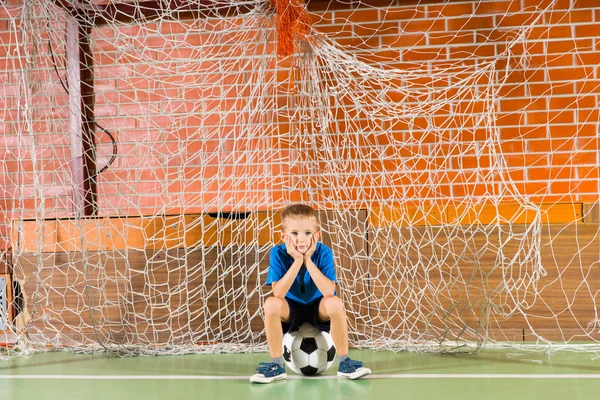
[368,222,600,342]
[12,211,599,346]
[12,210,369,345]
[16,247,271,344]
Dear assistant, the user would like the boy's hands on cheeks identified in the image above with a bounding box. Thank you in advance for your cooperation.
[283,235,304,262]
[303,233,318,260]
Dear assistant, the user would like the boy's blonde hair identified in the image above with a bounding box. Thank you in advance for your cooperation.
[280,204,319,227]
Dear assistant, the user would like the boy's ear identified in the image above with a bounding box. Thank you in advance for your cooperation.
[314,231,321,241]
[280,231,286,241]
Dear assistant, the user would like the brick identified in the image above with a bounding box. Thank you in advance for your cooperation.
[503,68,546,85]
[355,21,401,37]
[335,9,381,24]
[496,112,527,127]
[495,13,538,28]
[312,11,333,25]
[500,140,526,153]
[429,31,473,46]
[501,98,546,113]
[528,82,574,96]
[449,44,496,59]
[316,23,355,37]
[516,182,550,196]
[402,18,445,33]
[579,137,600,151]
[383,7,426,21]
[547,39,592,54]
[402,47,444,62]
[381,33,426,47]
[528,110,574,125]
[427,3,473,18]
[359,49,401,63]
[529,53,573,68]
[575,52,600,67]
[531,25,573,41]
[547,9,593,24]
[575,24,600,38]
[551,124,597,138]
[578,166,600,179]
[529,138,575,153]
[475,28,517,43]
[505,154,548,168]
[548,67,594,82]
[335,36,381,49]
[548,95,596,110]
[579,109,600,122]
[550,151,597,166]
[528,167,576,180]
[473,1,520,15]
[551,179,598,194]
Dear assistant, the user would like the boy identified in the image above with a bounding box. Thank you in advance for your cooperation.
[250,204,371,383]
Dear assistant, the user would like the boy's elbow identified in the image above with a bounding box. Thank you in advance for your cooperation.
[273,292,286,300]
[271,288,285,299]
[322,283,336,298]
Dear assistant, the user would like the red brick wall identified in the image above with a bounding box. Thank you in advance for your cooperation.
[1,0,600,249]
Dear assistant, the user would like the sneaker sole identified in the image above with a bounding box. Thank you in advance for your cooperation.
[337,368,372,380]
[249,373,287,384]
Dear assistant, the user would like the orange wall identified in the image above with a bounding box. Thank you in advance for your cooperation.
[1,0,600,248]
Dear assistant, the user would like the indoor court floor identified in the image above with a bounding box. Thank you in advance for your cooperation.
[0,349,598,399]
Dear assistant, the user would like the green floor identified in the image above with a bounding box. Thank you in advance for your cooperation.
[0,349,598,400]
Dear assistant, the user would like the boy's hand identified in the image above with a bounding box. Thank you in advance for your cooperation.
[283,235,304,261]
[303,234,318,260]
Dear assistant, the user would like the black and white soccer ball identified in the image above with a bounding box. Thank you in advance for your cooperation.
[282,322,336,375]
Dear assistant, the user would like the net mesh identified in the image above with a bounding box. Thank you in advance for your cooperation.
[0,0,599,357]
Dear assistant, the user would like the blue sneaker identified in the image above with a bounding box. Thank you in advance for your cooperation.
[337,358,371,380]
[249,362,287,383]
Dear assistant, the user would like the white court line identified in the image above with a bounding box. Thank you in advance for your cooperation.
[0,374,598,380]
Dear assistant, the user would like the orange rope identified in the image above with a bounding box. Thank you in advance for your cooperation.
[270,0,311,58]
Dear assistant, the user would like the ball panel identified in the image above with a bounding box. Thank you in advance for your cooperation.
[311,349,328,369]
[292,349,310,368]
[321,330,335,347]
[315,363,328,375]
[300,365,319,376]
[291,335,302,351]
[326,345,336,362]
[314,333,329,350]
[297,323,319,338]
[299,337,318,354]
[283,345,292,363]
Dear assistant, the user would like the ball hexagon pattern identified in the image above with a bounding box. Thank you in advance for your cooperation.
[281,322,336,375]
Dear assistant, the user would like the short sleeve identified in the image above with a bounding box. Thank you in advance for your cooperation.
[266,246,286,285]
[318,245,337,283]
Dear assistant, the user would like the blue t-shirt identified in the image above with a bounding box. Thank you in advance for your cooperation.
[266,242,337,305]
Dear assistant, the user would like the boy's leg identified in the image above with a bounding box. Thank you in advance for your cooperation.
[317,296,348,355]
[318,296,371,380]
[250,297,290,384]
[265,296,291,358]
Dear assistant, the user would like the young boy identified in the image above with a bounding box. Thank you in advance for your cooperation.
[250,204,371,383]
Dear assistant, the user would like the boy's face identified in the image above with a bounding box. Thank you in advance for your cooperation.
[281,217,320,254]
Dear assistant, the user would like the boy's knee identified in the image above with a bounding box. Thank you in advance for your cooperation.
[264,297,284,317]
[324,296,344,316]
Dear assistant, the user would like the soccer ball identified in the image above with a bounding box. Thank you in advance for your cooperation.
[282,322,336,375]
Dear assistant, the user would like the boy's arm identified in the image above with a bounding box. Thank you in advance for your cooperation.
[305,258,336,298]
[304,236,336,298]
[272,259,303,299]
[271,236,304,299]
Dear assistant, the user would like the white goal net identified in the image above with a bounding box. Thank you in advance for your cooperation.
[0,0,599,357]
